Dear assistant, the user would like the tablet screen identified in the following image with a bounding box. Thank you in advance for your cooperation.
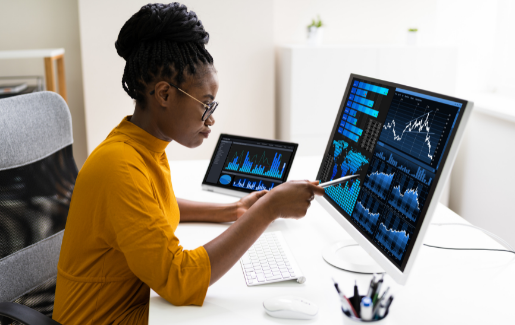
[203,134,298,194]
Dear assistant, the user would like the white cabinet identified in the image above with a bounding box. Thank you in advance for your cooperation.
[276,44,457,205]
[276,44,458,156]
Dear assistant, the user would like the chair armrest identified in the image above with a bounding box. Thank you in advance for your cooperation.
[0,302,61,325]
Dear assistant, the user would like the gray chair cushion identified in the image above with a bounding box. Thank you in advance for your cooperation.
[0,91,73,171]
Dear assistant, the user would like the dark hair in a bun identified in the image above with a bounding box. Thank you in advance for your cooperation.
[115,3,213,105]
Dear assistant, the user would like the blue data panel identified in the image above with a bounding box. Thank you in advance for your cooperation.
[349,101,379,118]
[342,129,359,142]
[388,173,428,223]
[358,81,389,95]
[345,122,363,136]
[352,189,382,235]
[374,209,414,261]
[232,175,276,191]
[223,145,292,180]
[323,140,370,215]
[379,89,462,169]
[353,95,374,108]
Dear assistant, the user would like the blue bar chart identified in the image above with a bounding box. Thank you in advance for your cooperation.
[338,79,390,145]
[356,80,389,95]
[325,179,361,216]
[223,145,292,180]
[374,146,434,186]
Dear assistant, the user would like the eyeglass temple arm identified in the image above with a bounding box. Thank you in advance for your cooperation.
[175,87,208,107]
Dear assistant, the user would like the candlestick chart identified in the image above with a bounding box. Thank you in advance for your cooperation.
[224,144,292,180]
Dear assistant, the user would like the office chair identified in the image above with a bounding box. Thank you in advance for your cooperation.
[0,92,78,325]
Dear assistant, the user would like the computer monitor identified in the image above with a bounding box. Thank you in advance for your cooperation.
[315,74,473,284]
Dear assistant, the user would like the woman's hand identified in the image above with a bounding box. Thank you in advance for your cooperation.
[261,180,325,220]
[235,190,268,219]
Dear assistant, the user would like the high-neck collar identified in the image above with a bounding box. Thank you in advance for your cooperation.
[115,116,170,153]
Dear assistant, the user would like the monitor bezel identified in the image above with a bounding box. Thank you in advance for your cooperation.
[201,133,299,195]
[315,73,474,285]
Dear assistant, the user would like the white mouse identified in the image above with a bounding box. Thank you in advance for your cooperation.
[263,295,318,320]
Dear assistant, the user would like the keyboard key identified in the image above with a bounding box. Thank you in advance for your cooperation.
[264,269,272,274]
[266,275,282,281]
[255,269,263,274]
[257,274,265,282]
[282,273,290,278]
[248,279,254,284]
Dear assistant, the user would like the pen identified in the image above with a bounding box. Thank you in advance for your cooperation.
[372,274,383,306]
[372,287,389,318]
[352,280,361,313]
[332,279,359,318]
[319,175,360,188]
[366,275,376,298]
[332,278,340,294]
[384,296,394,316]
[341,293,359,318]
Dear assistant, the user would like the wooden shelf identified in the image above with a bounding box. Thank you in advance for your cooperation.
[0,48,67,102]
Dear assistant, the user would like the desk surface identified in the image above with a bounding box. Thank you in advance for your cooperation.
[149,156,514,325]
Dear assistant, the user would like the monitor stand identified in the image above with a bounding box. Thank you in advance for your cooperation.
[322,240,385,274]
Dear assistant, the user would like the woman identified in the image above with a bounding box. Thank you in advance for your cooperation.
[53,3,324,324]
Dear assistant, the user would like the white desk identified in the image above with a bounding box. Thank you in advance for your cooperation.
[149,156,514,325]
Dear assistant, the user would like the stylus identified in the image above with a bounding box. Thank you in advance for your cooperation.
[319,174,360,188]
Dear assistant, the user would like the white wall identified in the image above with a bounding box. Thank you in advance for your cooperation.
[78,0,275,161]
[273,0,438,45]
[450,108,515,247]
[0,0,88,168]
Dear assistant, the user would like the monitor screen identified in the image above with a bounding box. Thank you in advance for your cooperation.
[203,134,298,194]
[317,75,467,271]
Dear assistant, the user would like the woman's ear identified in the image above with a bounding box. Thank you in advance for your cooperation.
[154,81,172,107]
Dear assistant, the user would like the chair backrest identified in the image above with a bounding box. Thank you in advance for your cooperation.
[0,91,78,322]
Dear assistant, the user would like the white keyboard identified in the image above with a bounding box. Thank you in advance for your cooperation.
[239,231,305,286]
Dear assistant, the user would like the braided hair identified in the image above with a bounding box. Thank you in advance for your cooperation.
[115,3,214,107]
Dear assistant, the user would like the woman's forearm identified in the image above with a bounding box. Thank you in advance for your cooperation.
[177,198,239,223]
[203,197,275,286]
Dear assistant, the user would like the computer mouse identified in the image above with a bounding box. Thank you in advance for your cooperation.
[263,295,318,320]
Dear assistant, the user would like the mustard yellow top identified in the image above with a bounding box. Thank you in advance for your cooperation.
[53,117,211,325]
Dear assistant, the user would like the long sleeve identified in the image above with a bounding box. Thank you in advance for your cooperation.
[103,143,211,306]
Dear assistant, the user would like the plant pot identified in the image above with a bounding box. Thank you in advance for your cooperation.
[307,26,324,47]
[406,32,417,46]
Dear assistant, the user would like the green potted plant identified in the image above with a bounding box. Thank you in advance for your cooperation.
[307,16,324,46]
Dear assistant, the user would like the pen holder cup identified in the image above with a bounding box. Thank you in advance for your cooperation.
[341,295,389,324]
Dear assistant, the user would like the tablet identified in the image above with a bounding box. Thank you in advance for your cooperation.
[202,134,298,197]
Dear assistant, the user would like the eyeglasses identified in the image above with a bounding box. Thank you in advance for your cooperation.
[150,82,218,121]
